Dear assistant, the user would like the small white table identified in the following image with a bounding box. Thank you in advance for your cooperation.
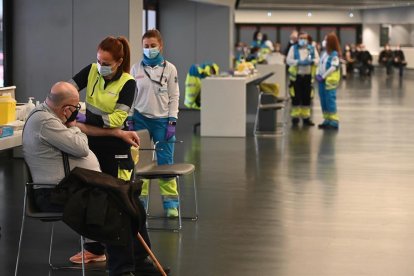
[0,131,22,151]
[201,74,265,137]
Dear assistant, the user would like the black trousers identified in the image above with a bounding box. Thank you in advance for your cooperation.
[292,74,312,107]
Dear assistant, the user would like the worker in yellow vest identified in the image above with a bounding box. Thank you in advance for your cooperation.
[286,32,319,127]
[316,32,341,130]
[69,36,160,273]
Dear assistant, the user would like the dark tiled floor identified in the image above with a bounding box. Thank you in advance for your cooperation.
[2,70,414,275]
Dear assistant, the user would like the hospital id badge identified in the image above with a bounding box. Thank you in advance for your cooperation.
[158,86,168,93]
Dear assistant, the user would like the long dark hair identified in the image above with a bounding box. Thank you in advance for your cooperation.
[326,32,342,57]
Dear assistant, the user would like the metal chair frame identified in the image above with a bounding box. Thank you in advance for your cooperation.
[135,129,199,232]
[15,181,87,276]
[253,90,288,137]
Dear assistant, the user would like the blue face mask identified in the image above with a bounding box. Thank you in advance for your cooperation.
[97,63,113,77]
[298,39,308,47]
[143,47,160,59]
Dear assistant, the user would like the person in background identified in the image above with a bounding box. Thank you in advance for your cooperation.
[68,36,161,275]
[266,42,285,64]
[274,42,282,54]
[234,41,249,65]
[286,32,319,127]
[251,30,264,48]
[23,82,165,276]
[283,30,298,56]
[315,32,341,130]
[359,44,373,76]
[184,62,219,110]
[129,29,180,218]
[379,43,394,75]
[393,44,407,77]
[262,34,275,52]
[343,44,355,77]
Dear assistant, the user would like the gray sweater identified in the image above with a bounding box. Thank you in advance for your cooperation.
[23,103,101,185]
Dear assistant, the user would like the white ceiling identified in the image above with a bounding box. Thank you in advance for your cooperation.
[236,0,414,10]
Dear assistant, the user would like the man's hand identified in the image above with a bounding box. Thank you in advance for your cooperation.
[118,130,140,147]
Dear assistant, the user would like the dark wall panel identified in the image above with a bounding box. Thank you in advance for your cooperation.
[13,0,72,102]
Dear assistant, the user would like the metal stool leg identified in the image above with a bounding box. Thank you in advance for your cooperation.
[14,189,27,276]
[80,236,86,276]
[181,171,199,221]
[48,223,55,269]
[177,176,182,230]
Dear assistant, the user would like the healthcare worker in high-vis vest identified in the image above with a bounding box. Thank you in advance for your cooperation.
[69,36,160,274]
[316,32,341,130]
[130,29,180,218]
[286,32,319,127]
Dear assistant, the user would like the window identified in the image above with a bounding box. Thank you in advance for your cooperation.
[143,0,158,33]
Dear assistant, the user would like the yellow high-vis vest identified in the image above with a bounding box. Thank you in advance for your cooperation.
[86,63,134,128]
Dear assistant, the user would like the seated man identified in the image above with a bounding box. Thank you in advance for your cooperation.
[23,81,166,276]
[358,44,373,76]
[379,44,394,75]
[393,44,407,77]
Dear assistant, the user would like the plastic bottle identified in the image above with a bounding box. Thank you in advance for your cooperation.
[24,97,36,121]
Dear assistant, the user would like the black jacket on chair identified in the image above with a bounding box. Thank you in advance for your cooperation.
[53,167,145,246]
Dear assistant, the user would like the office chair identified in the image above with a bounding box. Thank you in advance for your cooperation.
[15,163,87,276]
[135,129,198,231]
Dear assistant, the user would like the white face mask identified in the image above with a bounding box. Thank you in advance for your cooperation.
[97,63,113,77]
[322,40,327,49]
[143,47,160,59]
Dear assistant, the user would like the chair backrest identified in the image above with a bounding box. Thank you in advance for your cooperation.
[23,161,62,220]
[135,129,156,169]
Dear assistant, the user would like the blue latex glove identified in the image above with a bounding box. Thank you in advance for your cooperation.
[126,116,134,131]
[316,74,324,83]
[76,112,86,123]
[165,122,176,141]
[297,59,311,66]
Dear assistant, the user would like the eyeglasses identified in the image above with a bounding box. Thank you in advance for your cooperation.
[64,103,81,111]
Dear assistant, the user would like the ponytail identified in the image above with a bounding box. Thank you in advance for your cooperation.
[117,36,131,73]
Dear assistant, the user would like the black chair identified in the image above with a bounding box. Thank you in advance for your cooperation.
[135,129,198,231]
[15,163,87,276]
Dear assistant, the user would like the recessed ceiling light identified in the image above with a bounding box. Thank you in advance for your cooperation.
[307,12,312,17]
[267,12,272,17]
[349,12,354,18]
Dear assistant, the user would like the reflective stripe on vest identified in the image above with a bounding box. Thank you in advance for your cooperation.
[86,63,134,128]
[325,51,340,90]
